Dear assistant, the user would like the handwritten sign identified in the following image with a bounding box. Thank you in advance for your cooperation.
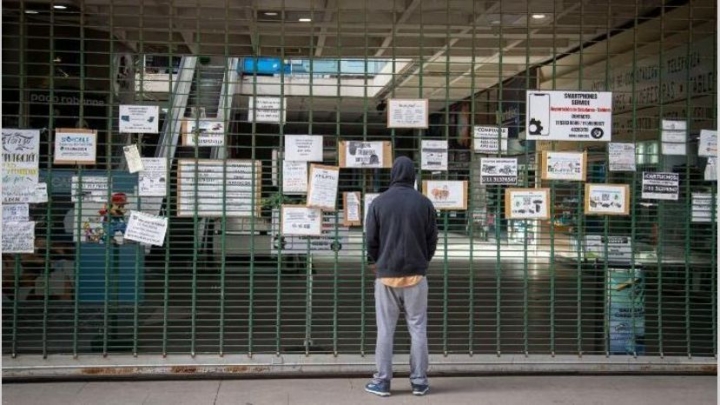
[123,144,144,173]
[284,135,323,162]
[124,211,168,246]
[33,183,48,203]
[272,209,348,253]
[177,159,261,217]
[343,192,361,226]
[139,158,168,197]
[281,205,323,236]
[387,99,429,129]
[307,164,340,211]
[248,96,285,123]
[54,128,97,165]
[2,221,35,253]
[2,128,40,203]
[340,141,389,168]
[3,204,29,222]
[119,105,159,133]
[282,161,308,194]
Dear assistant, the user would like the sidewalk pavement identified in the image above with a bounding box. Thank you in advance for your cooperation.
[2,375,716,405]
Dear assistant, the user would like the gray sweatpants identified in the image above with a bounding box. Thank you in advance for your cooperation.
[372,277,429,386]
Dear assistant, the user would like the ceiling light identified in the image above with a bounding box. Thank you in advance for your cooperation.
[53,5,68,9]
[299,18,312,22]
[532,14,546,19]
[264,11,278,16]
[25,9,39,14]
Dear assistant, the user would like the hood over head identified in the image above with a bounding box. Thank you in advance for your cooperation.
[390,156,416,187]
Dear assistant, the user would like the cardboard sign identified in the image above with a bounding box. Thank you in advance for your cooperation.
[541,151,587,181]
[307,164,340,211]
[526,90,612,141]
[585,184,630,216]
[505,188,550,220]
[422,180,467,210]
[342,192,362,227]
[338,141,393,169]
[54,128,97,165]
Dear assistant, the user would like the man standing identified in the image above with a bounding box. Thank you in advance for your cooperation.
[364,156,438,397]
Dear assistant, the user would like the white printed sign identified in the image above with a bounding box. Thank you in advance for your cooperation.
[307,164,340,211]
[3,204,29,222]
[585,184,629,216]
[344,192,361,224]
[139,158,168,197]
[387,99,429,129]
[526,90,613,141]
[480,158,518,185]
[123,144,144,173]
[421,140,448,171]
[124,211,168,246]
[661,142,686,156]
[661,130,686,143]
[34,183,48,203]
[344,141,385,168]
[282,161,308,194]
[661,119,687,131]
[698,130,717,157]
[280,205,323,236]
[691,193,716,223]
[641,172,679,200]
[364,193,380,229]
[284,135,323,162]
[505,188,550,220]
[609,143,636,172]
[183,120,225,147]
[2,221,35,253]
[54,129,97,165]
[2,129,40,203]
[473,126,509,154]
[542,152,586,181]
[579,235,633,261]
[177,159,261,217]
[705,158,717,181]
[71,176,108,202]
[119,105,159,133]
[272,209,348,253]
[423,180,467,210]
[248,96,285,123]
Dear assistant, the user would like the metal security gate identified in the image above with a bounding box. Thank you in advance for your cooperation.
[1,0,716,378]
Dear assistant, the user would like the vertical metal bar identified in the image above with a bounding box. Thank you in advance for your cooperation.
[468,0,477,357]
[359,0,368,357]
[101,0,113,357]
[218,0,231,358]
[132,1,144,358]
[275,2,286,356]
[521,0,530,357]
[305,2,316,357]
[189,7,200,359]
[629,0,640,359]
[441,0,451,357]
[656,3,666,358]
[683,1,694,359]
[333,2,342,357]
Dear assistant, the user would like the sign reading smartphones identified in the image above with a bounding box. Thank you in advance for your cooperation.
[525,91,613,142]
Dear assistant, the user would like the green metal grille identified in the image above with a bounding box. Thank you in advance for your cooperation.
[1,0,716,365]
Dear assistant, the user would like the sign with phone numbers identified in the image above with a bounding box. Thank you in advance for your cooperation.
[525,90,613,142]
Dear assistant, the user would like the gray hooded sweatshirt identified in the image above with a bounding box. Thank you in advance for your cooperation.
[366,156,438,278]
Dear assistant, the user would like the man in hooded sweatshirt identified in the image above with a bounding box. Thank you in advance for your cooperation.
[364,156,438,397]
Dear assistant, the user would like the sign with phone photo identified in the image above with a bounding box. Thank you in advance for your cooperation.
[525,90,612,142]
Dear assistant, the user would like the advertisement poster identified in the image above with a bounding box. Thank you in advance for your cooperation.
[123,144,144,173]
[2,221,35,253]
[3,204,29,222]
[248,96,285,124]
[585,184,630,216]
[119,104,159,133]
[525,90,613,141]
[607,266,645,355]
[608,143,636,172]
[124,211,168,246]
[698,129,717,157]
[177,159,261,217]
[282,161,308,194]
[54,128,97,165]
[364,193,380,229]
[71,176,109,202]
[182,120,225,147]
[272,209,348,254]
[139,158,168,197]
[541,151,586,181]
[340,141,388,168]
[422,180,467,210]
[2,128,40,203]
[480,158,518,185]
[473,126,509,154]
[280,205,323,236]
[284,135,324,162]
[504,188,550,220]
[387,99,429,129]
[307,164,340,211]
[691,193,716,223]
[343,192,361,226]
[421,140,448,171]
[641,172,679,200]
